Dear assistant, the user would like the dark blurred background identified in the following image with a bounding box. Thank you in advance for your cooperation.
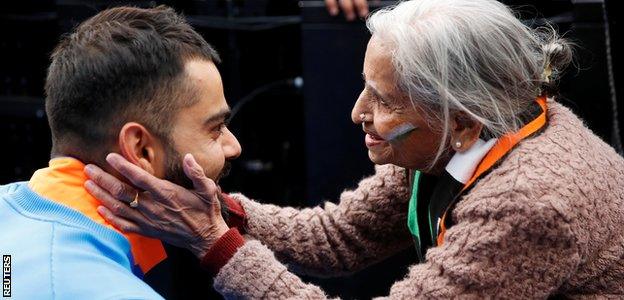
[0,0,621,299]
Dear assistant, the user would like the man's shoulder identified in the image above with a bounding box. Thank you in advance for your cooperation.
[0,182,162,299]
[0,181,27,199]
[0,181,23,189]
[0,182,56,240]
[51,250,164,299]
[10,248,163,299]
[1,207,163,299]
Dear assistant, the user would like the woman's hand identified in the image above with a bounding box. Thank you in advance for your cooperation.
[83,153,229,258]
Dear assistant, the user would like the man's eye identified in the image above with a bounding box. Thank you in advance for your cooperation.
[210,123,225,137]
[217,123,227,134]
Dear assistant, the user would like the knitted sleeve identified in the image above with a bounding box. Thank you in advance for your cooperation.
[214,172,581,299]
[229,164,413,277]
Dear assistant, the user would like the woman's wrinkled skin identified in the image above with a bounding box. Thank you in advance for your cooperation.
[351,36,446,171]
[351,36,483,172]
[85,153,226,258]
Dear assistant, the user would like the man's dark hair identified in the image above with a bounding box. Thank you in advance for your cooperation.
[45,5,220,161]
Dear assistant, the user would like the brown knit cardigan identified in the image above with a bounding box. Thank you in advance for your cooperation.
[213,101,624,299]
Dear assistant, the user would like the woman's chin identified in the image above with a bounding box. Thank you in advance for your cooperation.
[367,150,392,165]
[367,149,422,170]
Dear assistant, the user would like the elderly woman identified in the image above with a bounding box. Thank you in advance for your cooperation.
[86,0,624,298]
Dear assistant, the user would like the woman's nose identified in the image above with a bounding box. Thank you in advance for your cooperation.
[351,90,368,124]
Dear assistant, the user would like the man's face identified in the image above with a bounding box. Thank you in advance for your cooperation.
[161,59,242,189]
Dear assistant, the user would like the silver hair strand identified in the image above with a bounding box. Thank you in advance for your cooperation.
[366,0,573,168]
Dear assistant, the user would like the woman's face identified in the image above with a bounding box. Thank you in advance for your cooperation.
[351,37,445,171]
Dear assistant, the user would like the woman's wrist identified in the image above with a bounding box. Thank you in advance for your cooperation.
[199,227,247,275]
[190,224,230,258]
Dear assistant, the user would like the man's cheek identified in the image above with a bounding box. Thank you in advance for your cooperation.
[199,158,221,180]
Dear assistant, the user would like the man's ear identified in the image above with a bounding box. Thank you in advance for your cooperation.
[118,122,162,175]
[449,111,483,153]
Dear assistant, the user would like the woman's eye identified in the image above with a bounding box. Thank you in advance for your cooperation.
[373,94,391,108]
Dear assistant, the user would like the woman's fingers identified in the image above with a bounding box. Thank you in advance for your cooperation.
[183,153,218,202]
[96,206,144,235]
[105,153,167,197]
[84,163,136,204]
[86,152,226,252]
[88,179,168,237]
[85,179,146,224]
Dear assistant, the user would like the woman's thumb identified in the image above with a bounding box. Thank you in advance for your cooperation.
[183,153,217,199]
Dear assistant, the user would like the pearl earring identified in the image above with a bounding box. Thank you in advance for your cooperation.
[454,141,462,149]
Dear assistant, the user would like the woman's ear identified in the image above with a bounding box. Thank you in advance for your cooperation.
[449,111,483,152]
[118,122,161,175]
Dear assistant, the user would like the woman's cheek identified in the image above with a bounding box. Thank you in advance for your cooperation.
[376,113,413,139]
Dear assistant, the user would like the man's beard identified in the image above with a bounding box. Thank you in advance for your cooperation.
[163,145,231,220]
[163,146,232,189]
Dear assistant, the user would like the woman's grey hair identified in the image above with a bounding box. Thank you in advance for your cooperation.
[367,0,573,167]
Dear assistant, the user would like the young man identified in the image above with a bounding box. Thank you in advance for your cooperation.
[0,6,240,299]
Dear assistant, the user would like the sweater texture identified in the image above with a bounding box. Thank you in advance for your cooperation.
[212,101,624,299]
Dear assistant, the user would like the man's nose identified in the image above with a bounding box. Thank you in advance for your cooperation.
[223,127,242,159]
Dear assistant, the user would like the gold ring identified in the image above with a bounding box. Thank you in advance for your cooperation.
[129,192,139,208]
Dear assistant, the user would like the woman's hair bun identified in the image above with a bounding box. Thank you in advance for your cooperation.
[542,39,573,75]
[539,31,574,96]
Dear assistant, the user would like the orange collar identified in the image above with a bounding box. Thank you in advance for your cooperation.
[437,96,548,246]
[28,157,166,274]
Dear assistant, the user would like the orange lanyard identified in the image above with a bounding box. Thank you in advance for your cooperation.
[436,96,548,246]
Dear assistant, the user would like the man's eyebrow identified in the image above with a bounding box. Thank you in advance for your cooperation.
[204,108,231,125]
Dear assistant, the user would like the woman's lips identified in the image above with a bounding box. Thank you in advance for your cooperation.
[365,133,386,147]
